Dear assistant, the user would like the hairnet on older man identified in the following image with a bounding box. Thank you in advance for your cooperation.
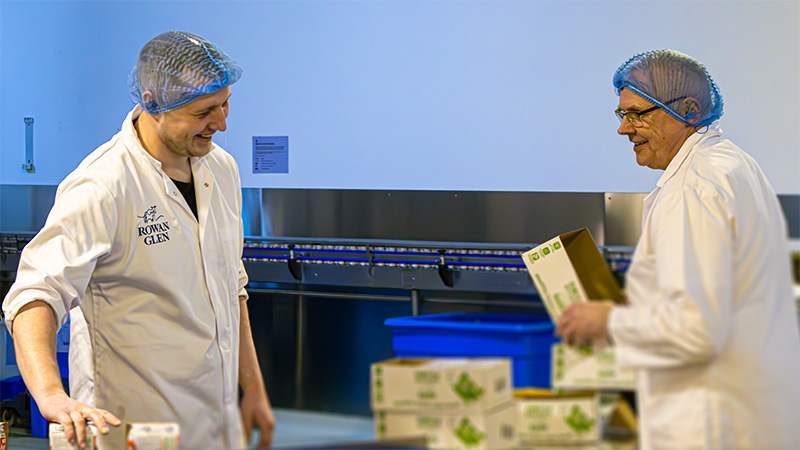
[128,31,243,115]
[613,49,723,127]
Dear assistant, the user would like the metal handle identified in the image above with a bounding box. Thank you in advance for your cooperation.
[22,117,35,173]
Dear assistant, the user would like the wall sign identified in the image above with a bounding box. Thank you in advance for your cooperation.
[252,136,288,174]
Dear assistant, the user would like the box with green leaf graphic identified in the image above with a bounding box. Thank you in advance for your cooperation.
[521,227,621,321]
[551,343,636,390]
[374,402,515,450]
[371,358,511,412]
[514,388,600,444]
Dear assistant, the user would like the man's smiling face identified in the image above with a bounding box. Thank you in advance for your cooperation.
[155,86,232,160]
[616,88,694,171]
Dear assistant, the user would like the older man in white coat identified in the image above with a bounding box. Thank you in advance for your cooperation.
[557,49,800,450]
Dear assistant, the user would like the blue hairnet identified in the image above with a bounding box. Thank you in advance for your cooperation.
[613,49,723,127]
[128,31,242,115]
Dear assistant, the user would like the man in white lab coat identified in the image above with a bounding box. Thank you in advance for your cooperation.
[557,49,800,449]
[2,32,274,449]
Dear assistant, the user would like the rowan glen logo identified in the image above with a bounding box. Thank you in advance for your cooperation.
[137,206,164,224]
[136,205,170,246]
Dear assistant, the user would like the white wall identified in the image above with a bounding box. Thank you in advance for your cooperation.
[1,0,798,193]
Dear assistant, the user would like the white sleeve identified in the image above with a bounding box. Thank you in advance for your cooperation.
[232,155,249,301]
[3,176,117,332]
[609,186,735,368]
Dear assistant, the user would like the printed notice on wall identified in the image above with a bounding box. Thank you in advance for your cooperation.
[252,136,288,173]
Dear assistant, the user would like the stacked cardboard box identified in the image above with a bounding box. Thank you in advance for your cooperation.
[126,422,180,450]
[48,422,180,450]
[512,389,638,446]
[371,358,516,450]
[49,423,97,450]
[514,389,600,445]
[0,422,7,450]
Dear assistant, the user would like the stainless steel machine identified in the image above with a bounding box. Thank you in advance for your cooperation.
[2,186,797,417]
[236,189,643,415]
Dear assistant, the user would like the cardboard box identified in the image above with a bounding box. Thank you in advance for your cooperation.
[514,389,600,444]
[126,423,179,450]
[552,343,637,390]
[374,402,515,450]
[49,423,97,450]
[521,228,636,389]
[0,421,7,450]
[521,227,621,321]
[599,393,638,437]
[371,358,512,412]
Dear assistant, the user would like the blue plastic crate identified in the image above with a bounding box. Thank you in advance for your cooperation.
[384,312,561,388]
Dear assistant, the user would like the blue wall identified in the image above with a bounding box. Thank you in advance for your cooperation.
[1,0,798,194]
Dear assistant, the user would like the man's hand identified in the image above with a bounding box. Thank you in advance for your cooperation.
[38,391,120,449]
[10,301,120,449]
[556,301,615,346]
[240,388,275,448]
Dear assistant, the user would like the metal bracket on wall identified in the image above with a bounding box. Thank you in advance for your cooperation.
[22,117,35,173]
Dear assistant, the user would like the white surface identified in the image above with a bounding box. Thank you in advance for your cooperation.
[7,408,375,450]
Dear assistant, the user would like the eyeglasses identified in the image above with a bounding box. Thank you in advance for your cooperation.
[615,105,660,127]
[614,96,688,128]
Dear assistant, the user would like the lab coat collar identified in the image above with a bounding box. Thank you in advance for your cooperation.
[656,121,723,188]
[121,105,211,174]
[121,105,169,174]
[122,106,217,223]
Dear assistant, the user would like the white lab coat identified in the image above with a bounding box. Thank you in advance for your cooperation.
[609,123,800,449]
[3,106,248,449]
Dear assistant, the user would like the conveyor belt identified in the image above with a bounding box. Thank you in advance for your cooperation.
[1,233,633,295]
[244,237,532,271]
[241,237,632,298]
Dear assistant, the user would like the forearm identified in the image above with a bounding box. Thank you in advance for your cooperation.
[609,301,720,368]
[11,301,68,402]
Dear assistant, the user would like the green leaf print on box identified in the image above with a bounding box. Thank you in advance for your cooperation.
[564,405,595,434]
[453,372,484,403]
[454,417,485,447]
